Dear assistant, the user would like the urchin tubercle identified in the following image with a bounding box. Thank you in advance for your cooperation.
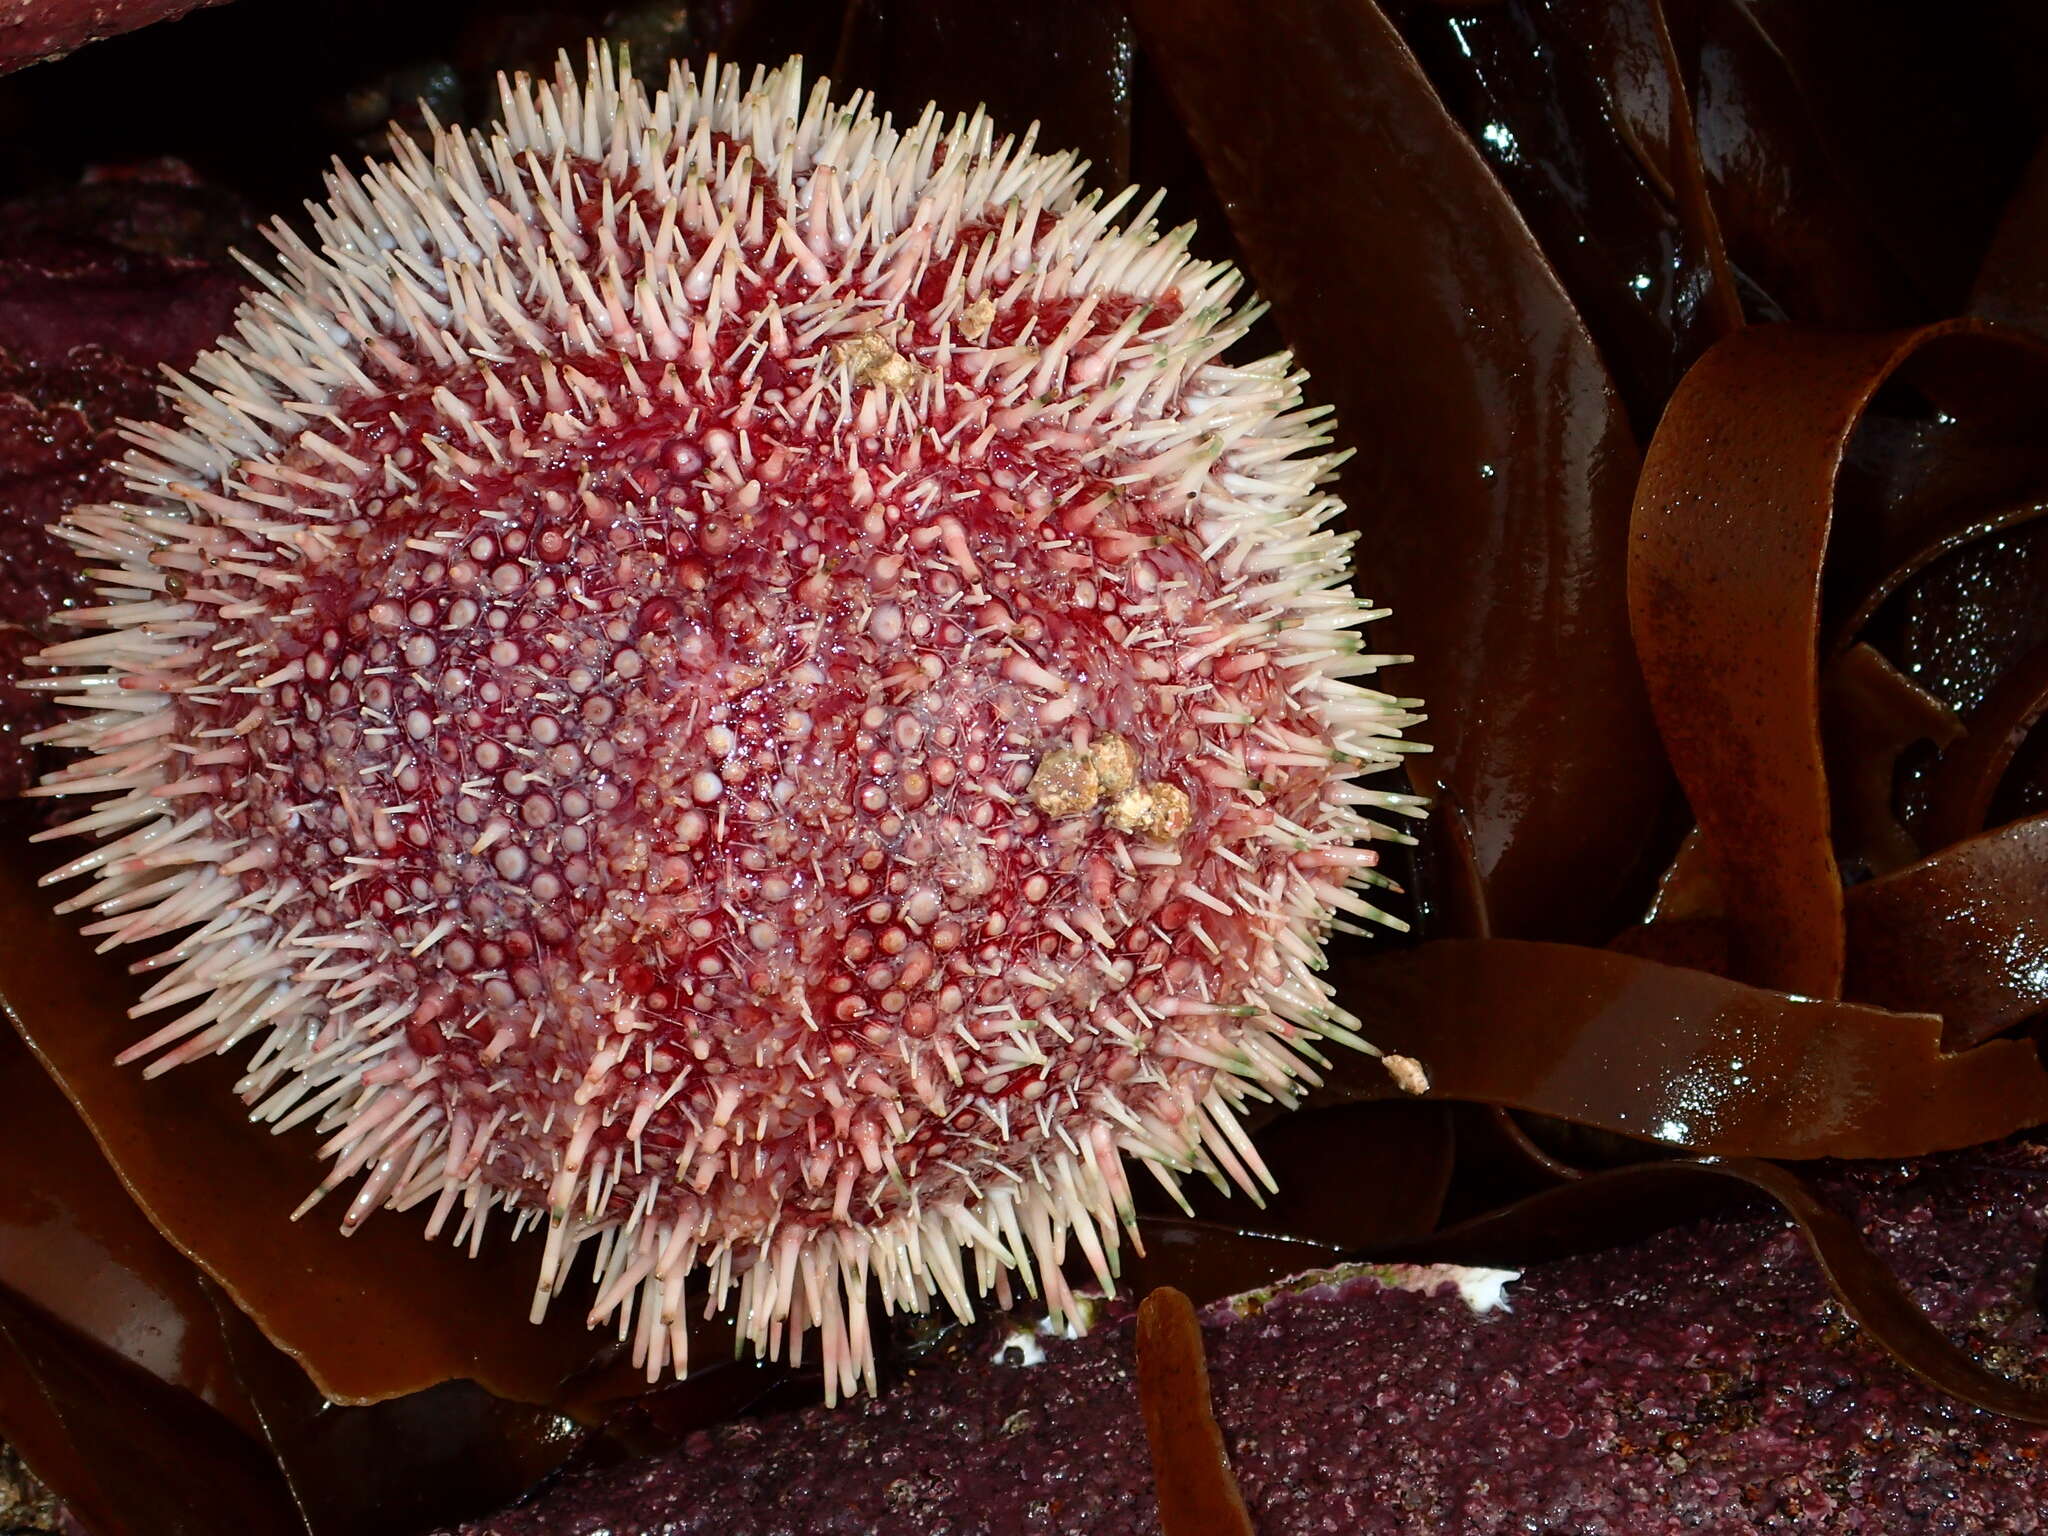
[28,48,1423,1401]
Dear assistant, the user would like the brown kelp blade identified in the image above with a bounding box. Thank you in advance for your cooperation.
[1328,938,2048,1161]
[1136,0,1665,946]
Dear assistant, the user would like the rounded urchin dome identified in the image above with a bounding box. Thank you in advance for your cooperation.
[33,49,1421,1399]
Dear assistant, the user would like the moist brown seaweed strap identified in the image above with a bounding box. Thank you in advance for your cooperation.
[1972,135,2048,339]
[0,1039,329,1530]
[1825,356,2048,652]
[1329,939,2048,1161]
[0,1316,111,1533]
[204,1287,586,1536]
[0,1285,301,1536]
[1311,259,2048,1440]
[1819,643,1960,881]
[1922,639,2048,850]
[1135,0,1666,947]
[0,1026,259,1433]
[1633,322,1953,998]
[1135,1287,1254,1536]
[1830,496,2048,660]
[1844,815,2048,1051]
[1633,0,1743,343]
[1390,0,1742,430]
[1631,321,2048,997]
[1628,315,2048,1047]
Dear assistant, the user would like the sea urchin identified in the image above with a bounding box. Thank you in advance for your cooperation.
[29,50,1420,1400]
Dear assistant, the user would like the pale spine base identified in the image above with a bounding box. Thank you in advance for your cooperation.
[28,47,1426,1403]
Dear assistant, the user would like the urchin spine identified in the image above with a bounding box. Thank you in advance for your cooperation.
[28,48,1423,1401]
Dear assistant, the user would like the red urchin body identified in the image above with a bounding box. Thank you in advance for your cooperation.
[33,51,1418,1397]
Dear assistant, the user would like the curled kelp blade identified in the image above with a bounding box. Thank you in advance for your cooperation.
[1624,320,2048,1040]
[1820,642,1962,884]
[0,1284,300,1536]
[1919,639,2048,852]
[1325,937,2048,1160]
[1845,817,2048,1048]
[0,1026,255,1432]
[203,1289,590,1536]
[1630,320,2048,1000]
[1136,0,1666,948]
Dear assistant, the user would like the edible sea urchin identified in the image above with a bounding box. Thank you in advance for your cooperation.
[29,50,1419,1400]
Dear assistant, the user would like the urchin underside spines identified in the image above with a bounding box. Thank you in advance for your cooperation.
[29,46,1421,1402]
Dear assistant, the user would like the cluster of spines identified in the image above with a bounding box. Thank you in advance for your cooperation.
[27,48,1426,1401]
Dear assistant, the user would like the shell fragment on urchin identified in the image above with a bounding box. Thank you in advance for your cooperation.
[28,48,1425,1401]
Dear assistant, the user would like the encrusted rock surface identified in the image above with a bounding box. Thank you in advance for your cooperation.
[458,1142,2048,1535]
